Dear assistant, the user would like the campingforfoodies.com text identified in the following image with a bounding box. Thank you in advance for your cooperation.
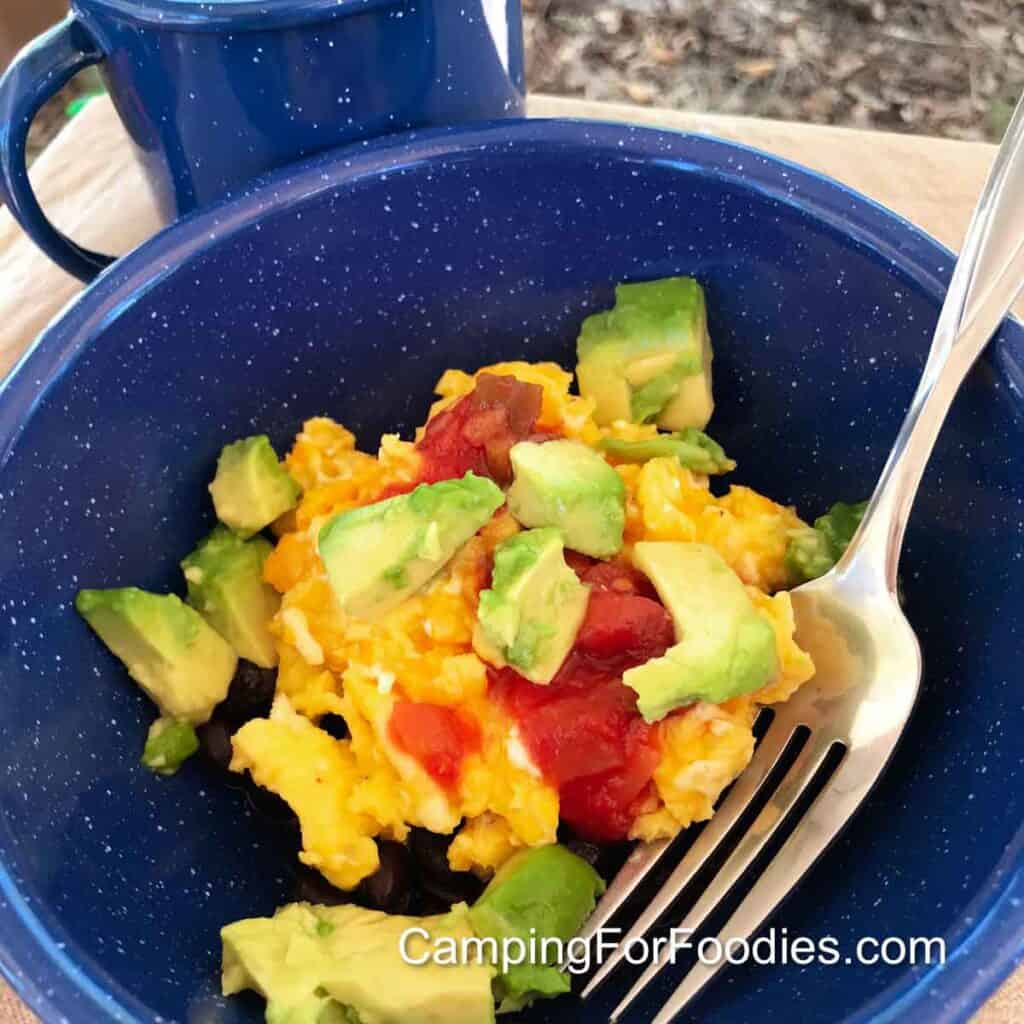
[398,926,947,973]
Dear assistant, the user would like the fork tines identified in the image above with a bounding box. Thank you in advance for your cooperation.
[576,708,857,1023]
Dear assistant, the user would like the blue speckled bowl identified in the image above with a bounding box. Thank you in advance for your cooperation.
[0,119,1022,1024]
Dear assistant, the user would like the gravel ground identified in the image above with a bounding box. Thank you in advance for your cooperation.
[526,0,1023,142]
[24,0,1024,163]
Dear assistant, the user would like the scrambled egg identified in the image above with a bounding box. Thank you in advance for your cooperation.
[632,698,757,842]
[429,361,599,442]
[231,697,379,889]
[237,362,816,886]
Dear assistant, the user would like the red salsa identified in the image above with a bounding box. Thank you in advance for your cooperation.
[416,374,548,485]
[388,700,482,791]
[374,375,548,501]
[490,558,676,841]
[383,378,673,839]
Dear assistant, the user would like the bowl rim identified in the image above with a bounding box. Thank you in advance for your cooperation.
[1,116,1022,1024]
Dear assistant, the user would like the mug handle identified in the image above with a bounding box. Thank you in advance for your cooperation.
[0,15,114,283]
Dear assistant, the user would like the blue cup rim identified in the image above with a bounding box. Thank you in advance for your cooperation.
[73,0,405,32]
[1,117,1022,1024]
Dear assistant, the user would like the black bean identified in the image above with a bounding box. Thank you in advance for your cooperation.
[413,891,453,917]
[318,713,350,741]
[558,824,633,882]
[244,778,299,828]
[196,719,234,773]
[356,841,415,914]
[564,837,603,870]
[408,827,454,881]
[419,866,483,906]
[292,866,352,907]
[408,828,483,906]
[592,842,633,881]
[217,661,277,727]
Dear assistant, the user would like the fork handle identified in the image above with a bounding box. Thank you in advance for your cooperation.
[844,91,1024,591]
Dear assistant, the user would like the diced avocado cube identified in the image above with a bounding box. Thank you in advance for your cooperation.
[785,500,868,584]
[209,436,300,539]
[76,588,237,723]
[469,844,604,1013]
[475,528,590,684]
[318,472,504,620]
[657,317,715,430]
[181,526,280,668]
[141,717,199,775]
[600,427,735,475]
[815,500,868,560]
[221,902,495,1024]
[506,440,625,558]
[576,276,714,429]
[623,543,778,721]
[784,527,835,584]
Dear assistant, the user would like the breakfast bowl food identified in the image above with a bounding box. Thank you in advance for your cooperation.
[0,120,1022,1024]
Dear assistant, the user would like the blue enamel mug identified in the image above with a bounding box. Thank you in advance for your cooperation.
[0,0,524,283]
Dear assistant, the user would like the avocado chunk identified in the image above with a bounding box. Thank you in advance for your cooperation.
[209,436,301,539]
[474,528,590,684]
[222,902,495,1024]
[468,844,605,1012]
[785,500,869,584]
[506,440,625,558]
[816,499,868,556]
[76,588,237,723]
[576,276,714,429]
[318,472,504,620]
[657,318,715,430]
[141,717,199,775]
[622,543,778,722]
[784,529,834,584]
[600,427,735,475]
[182,526,280,668]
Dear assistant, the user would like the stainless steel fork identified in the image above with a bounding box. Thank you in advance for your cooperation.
[578,91,1024,1024]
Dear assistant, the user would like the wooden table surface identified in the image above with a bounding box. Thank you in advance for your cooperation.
[0,93,1018,1022]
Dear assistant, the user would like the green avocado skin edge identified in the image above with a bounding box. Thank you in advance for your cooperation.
[600,428,735,476]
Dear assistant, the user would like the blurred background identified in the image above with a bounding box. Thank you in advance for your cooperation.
[2,0,1022,164]
[526,0,1021,140]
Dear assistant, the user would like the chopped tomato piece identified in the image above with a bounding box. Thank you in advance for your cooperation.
[519,691,631,783]
[564,550,597,577]
[489,584,675,841]
[388,700,481,790]
[576,591,675,669]
[559,728,662,842]
[417,374,546,484]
